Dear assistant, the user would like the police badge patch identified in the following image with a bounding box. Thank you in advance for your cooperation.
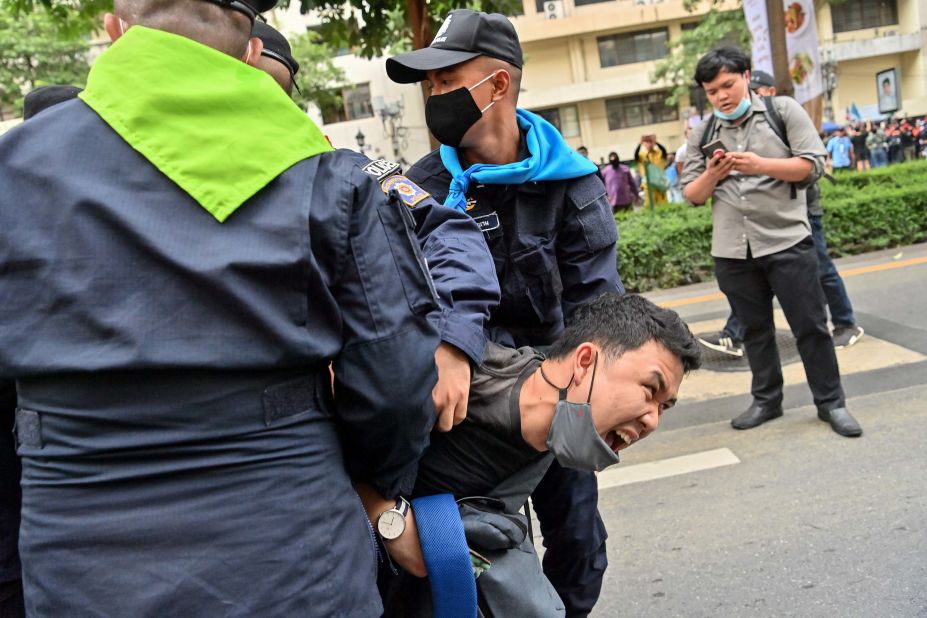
[381,175,431,208]
[361,158,402,183]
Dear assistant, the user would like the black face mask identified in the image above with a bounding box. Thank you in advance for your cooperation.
[424,73,496,148]
[609,159,620,169]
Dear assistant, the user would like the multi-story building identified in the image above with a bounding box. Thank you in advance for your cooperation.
[268,3,433,163]
[817,0,926,123]
[511,0,927,163]
[295,0,926,165]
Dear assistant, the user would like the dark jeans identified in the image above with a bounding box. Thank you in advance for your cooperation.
[531,461,607,618]
[871,147,889,168]
[724,215,856,339]
[715,237,845,410]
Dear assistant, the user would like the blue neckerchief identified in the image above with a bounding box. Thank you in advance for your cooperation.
[439,108,598,211]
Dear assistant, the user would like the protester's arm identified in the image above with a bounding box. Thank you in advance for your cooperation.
[409,200,501,431]
[330,164,440,499]
[558,177,624,322]
[355,482,427,577]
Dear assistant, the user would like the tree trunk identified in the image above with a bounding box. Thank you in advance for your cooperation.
[765,0,794,97]
[406,0,438,149]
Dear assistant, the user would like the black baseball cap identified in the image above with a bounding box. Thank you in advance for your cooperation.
[386,9,523,84]
[749,70,776,89]
[23,85,82,120]
[204,0,277,24]
[253,21,299,77]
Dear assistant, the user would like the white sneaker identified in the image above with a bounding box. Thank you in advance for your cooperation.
[697,333,745,357]
[833,325,864,350]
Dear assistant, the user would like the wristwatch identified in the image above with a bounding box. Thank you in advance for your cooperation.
[376,497,411,540]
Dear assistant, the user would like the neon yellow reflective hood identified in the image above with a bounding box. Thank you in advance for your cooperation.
[80,26,332,222]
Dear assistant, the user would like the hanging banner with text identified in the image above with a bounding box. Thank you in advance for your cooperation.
[743,0,774,75]
[743,0,824,103]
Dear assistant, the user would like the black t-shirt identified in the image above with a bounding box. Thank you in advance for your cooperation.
[412,343,544,498]
[851,132,868,154]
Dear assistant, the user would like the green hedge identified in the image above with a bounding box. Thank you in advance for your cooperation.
[616,160,927,292]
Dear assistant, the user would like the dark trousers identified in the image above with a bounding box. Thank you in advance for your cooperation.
[723,215,855,339]
[0,382,23,618]
[715,237,845,410]
[531,460,607,618]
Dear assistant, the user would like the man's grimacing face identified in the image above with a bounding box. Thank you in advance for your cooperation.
[584,341,685,453]
[703,68,750,116]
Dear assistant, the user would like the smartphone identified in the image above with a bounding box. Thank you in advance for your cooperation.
[700,138,729,159]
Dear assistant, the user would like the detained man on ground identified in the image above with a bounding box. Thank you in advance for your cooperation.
[378,293,701,617]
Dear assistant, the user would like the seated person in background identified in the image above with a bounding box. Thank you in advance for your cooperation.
[372,292,701,617]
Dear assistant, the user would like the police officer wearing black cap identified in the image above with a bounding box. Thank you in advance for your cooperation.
[252,21,300,96]
[387,10,624,617]
[0,0,441,615]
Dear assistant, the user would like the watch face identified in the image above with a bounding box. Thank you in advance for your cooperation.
[377,509,406,540]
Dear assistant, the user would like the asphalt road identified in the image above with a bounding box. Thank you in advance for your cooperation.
[590,243,927,617]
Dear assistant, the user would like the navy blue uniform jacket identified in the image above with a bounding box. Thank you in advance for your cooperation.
[0,99,439,617]
[407,149,623,348]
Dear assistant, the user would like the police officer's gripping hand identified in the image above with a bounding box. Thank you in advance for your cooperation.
[432,343,471,432]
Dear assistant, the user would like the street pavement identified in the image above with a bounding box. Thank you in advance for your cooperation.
[590,243,927,617]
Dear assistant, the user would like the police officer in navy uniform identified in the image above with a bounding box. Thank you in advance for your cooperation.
[252,21,501,439]
[0,1,440,615]
[387,10,624,616]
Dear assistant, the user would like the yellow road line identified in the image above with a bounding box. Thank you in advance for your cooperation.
[659,255,927,309]
[838,255,927,277]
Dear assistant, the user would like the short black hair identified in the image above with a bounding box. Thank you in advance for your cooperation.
[547,293,701,374]
[694,46,751,87]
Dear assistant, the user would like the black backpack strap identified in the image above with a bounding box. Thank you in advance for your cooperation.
[761,96,798,199]
[762,96,791,151]
[822,172,838,185]
[698,114,718,155]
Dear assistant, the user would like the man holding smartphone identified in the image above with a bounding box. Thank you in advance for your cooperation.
[681,47,862,438]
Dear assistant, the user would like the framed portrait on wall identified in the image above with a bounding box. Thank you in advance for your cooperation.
[877,68,900,114]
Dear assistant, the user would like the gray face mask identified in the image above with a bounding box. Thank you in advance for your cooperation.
[542,354,621,472]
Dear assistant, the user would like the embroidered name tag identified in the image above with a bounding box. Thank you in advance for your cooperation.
[362,158,402,183]
[473,212,500,233]
[382,175,431,208]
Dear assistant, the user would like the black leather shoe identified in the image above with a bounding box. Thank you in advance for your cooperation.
[818,407,862,437]
[731,404,783,430]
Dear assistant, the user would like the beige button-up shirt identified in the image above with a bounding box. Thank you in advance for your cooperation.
[681,93,827,259]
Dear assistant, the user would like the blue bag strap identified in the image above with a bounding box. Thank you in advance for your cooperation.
[412,493,477,618]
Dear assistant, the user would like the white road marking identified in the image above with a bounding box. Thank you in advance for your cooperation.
[597,447,741,490]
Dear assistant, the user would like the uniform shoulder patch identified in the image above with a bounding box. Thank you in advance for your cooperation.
[382,175,431,208]
[361,158,403,183]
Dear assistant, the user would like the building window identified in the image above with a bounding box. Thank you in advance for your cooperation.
[605,91,678,130]
[598,28,668,67]
[574,0,612,7]
[535,106,580,138]
[321,83,374,124]
[832,0,898,33]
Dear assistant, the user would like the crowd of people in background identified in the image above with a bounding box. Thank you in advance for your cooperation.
[583,113,927,213]
[824,117,927,172]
